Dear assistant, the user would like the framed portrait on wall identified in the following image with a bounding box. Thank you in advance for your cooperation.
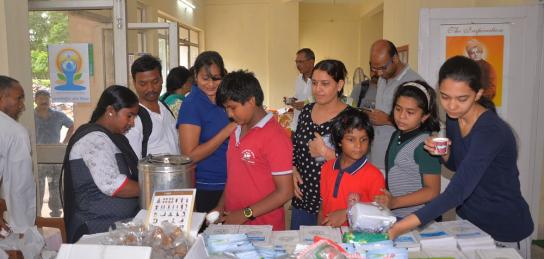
[397,45,409,64]
[441,23,509,111]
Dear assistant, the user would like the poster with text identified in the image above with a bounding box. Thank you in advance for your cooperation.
[441,24,509,107]
[48,43,92,103]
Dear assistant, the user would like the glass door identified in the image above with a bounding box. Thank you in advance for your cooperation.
[126,22,179,91]
[28,0,127,218]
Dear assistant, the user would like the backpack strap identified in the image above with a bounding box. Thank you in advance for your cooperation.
[138,102,176,158]
[356,80,371,108]
[160,99,175,118]
[138,105,153,158]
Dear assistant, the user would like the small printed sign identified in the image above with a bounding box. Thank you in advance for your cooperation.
[146,189,196,233]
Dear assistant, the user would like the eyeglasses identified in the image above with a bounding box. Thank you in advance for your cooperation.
[369,59,392,72]
[295,59,309,64]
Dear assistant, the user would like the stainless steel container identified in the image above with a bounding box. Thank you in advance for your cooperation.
[138,154,192,209]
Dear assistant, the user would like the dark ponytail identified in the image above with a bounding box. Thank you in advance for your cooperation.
[438,56,496,113]
[90,85,139,123]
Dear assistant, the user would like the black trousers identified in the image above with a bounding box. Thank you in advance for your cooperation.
[195,189,223,213]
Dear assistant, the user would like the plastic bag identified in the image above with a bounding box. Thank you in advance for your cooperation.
[297,238,349,259]
[347,202,396,233]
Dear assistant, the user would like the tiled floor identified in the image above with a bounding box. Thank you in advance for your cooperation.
[533,244,544,258]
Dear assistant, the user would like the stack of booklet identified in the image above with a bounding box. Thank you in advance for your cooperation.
[475,248,523,259]
[299,225,343,244]
[204,224,273,245]
[441,220,496,251]
[393,231,421,252]
[416,222,458,251]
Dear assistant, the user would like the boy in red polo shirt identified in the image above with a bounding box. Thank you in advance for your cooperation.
[319,109,384,227]
[212,70,293,230]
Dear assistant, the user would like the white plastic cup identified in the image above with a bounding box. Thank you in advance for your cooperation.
[206,211,220,225]
[432,137,449,155]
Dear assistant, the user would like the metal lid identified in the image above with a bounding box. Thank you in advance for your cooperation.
[141,154,192,165]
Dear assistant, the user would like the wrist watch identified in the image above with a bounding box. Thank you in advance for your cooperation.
[243,207,256,220]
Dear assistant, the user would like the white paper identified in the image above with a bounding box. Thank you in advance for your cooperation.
[237,225,272,245]
[475,248,523,259]
[299,226,342,244]
[204,224,240,235]
[56,244,152,259]
[270,230,300,246]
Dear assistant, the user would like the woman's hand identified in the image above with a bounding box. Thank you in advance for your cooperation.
[224,121,238,134]
[321,210,347,227]
[374,188,395,209]
[388,224,401,240]
[387,214,422,240]
[293,168,304,200]
[423,135,451,161]
[308,132,326,158]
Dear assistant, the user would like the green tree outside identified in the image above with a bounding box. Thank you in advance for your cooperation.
[29,11,69,88]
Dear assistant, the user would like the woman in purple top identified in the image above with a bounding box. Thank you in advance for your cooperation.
[388,56,533,251]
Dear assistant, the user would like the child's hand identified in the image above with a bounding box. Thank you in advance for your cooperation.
[321,210,347,227]
[308,132,326,158]
[0,216,11,238]
[207,206,225,225]
[220,210,248,225]
[374,188,394,209]
[293,168,304,199]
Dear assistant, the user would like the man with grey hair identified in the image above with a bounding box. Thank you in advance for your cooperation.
[287,48,315,131]
[0,75,36,233]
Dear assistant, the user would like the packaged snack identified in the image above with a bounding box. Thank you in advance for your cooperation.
[342,231,388,244]
[298,238,349,259]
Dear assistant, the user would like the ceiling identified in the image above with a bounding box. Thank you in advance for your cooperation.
[299,0,364,4]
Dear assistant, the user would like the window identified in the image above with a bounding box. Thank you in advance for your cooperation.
[136,5,146,53]
[157,16,170,83]
[179,25,199,67]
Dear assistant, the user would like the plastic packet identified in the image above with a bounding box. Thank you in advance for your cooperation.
[365,247,407,259]
[297,239,349,259]
[205,233,255,256]
[104,219,191,258]
[342,231,388,244]
[348,202,396,233]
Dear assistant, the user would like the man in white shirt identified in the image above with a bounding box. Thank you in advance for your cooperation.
[366,40,424,171]
[125,55,180,159]
[288,48,315,131]
[0,75,36,233]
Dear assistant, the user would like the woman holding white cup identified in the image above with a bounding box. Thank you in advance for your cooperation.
[388,56,533,256]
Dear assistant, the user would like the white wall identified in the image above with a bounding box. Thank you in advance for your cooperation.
[381,0,540,71]
[359,8,383,76]
[299,3,363,94]
[204,0,299,109]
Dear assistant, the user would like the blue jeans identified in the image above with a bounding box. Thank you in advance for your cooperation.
[290,207,318,230]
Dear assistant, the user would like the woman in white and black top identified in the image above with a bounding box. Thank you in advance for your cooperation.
[291,59,355,230]
[63,85,140,243]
